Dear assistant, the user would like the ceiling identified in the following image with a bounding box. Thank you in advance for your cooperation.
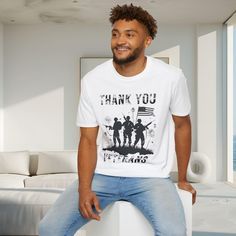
[0,0,235,25]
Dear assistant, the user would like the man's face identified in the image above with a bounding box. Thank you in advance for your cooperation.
[111,19,151,65]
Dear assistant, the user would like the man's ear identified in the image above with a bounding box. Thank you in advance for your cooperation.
[145,36,152,48]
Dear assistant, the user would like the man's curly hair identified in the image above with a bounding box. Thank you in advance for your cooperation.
[109,4,157,39]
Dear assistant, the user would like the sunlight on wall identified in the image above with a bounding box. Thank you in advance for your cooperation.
[198,30,217,181]
[4,87,64,151]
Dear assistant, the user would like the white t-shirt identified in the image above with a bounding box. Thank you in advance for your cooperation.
[77,56,191,178]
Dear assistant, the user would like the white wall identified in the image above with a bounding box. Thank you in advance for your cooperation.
[3,22,111,151]
[3,22,197,152]
[0,23,3,152]
[3,22,225,180]
[197,24,224,181]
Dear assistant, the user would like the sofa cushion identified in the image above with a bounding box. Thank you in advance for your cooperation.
[0,174,26,188]
[0,151,30,175]
[36,151,77,175]
[24,173,77,188]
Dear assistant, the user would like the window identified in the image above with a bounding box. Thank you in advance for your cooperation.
[226,13,236,183]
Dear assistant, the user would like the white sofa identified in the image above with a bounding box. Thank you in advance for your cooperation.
[0,151,192,236]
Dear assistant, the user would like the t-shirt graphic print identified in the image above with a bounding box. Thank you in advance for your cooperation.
[77,56,191,178]
[101,93,157,164]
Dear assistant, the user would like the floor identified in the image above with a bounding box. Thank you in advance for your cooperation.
[192,182,236,236]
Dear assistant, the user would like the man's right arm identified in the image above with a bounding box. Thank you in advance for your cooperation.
[77,126,102,220]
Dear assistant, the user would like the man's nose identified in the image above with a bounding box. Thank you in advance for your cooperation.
[116,34,127,44]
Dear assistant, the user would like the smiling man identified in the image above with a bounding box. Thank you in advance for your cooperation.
[39,4,196,236]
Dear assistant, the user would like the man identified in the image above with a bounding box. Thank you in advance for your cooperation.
[39,4,196,236]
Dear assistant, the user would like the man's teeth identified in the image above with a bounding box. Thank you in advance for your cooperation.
[117,47,128,51]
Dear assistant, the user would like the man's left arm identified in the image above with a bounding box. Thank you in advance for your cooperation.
[172,114,197,204]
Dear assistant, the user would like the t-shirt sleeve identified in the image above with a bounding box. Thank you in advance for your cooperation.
[170,70,191,116]
[76,78,98,127]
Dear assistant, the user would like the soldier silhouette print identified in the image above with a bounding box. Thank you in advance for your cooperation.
[133,119,151,149]
[111,117,122,147]
[122,115,134,147]
[102,106,155,156]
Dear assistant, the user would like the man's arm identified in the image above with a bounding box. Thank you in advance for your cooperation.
[77,126,102,220]
[172,114,197,204]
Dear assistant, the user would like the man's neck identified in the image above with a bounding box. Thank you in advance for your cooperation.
[113,56,147,77]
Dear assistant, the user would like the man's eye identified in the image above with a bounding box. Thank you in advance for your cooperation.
[127,33,134,38]
[112,33,118,37]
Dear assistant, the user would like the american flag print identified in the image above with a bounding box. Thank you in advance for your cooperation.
[137,106,155,117]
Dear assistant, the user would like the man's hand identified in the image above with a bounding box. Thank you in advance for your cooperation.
[79,188,102,221]
[178,181,197,205]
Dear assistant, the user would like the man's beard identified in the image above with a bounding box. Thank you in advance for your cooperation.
[112,46,143,65]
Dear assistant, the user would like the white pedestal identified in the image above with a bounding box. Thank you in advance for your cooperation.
[75,186,192,236]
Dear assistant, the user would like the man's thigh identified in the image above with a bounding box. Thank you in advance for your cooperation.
[39,174,118,236]
[92,174,120,207]
[127,178,186,236]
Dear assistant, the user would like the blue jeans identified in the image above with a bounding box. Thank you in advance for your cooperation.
[38,174,186,236]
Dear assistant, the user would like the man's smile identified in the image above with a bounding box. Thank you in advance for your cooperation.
[114,46,130,52]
